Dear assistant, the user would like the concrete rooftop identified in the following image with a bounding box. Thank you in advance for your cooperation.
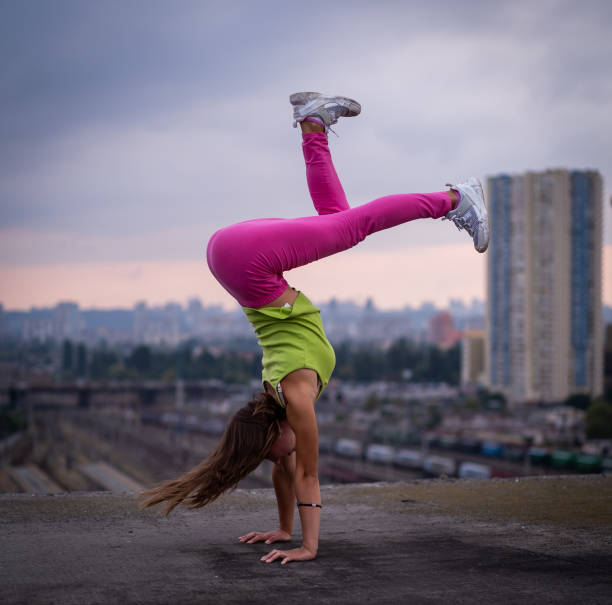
[2,475,611,604]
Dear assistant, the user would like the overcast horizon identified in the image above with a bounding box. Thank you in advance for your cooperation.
[2,1,611,312]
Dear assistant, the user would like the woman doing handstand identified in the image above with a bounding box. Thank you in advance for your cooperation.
[141,92,489,565]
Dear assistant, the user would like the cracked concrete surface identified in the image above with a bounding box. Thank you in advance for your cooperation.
[1,475,611,604]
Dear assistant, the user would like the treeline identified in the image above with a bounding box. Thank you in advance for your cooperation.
[57,338,460,385]
[334,339,460,384]
[65,341,261,384]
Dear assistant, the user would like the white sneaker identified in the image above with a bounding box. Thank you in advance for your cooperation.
[290,91,361,133]
[289,92,322,106]
[444,177,489,253]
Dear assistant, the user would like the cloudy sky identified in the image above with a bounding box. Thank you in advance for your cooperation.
[1,0,611,310]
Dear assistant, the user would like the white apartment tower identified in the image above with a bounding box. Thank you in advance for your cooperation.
[486,170,603,404]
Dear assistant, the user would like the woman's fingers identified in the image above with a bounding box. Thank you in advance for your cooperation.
[238,531,262,543]
[260,547,313,565]
[240,530,291,544]
[260,549,282,563]
[247,532,266,544]
[265,531,288,544]
[261,549,294,563]
[248,532,269,544]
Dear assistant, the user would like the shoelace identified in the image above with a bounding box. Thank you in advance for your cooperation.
[444,208,478,235]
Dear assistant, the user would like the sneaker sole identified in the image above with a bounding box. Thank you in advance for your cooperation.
[473,178,489,253]
[451,177,489,253]
[339,97,361,116]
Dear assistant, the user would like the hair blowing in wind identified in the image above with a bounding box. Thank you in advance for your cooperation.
[140,392,284,515]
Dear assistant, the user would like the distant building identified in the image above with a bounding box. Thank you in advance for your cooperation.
[133,302,148,342]
[163,303,182,345]
[22,314,53,342]
[132,301,184,345]
[428,312,459,349]
[604,324,612,398]
[53,302,81,342]
[486,170,603,405]
[3,296,492,346]
[186,298,205,335]
[461,330,485,386]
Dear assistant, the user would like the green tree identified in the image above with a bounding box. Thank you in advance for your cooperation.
[0,410,25,437]
[127,345,152,376]
[89,349,120,380]
[565,393,591,410]
[76,343,87,377]
[585,399,612,439]
[62,340,73,376]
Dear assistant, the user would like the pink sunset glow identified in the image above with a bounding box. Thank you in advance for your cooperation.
[1,245,611,311]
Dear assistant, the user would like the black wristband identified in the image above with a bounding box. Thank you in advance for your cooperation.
[297,502,322,508]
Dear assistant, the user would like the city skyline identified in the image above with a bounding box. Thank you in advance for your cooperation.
[1,2,612,310]
[1,291,487,348]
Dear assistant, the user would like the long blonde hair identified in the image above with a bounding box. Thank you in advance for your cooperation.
[140,391,284,515]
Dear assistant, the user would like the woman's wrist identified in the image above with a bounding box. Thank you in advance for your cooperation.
[301,543,318,557]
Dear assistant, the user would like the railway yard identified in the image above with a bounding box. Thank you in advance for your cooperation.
[2,402,608,496]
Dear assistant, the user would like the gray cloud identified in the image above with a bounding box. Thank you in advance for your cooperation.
[1,0,611,268]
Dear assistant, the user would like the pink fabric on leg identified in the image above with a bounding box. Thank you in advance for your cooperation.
[206,191,452,308]
[206,129,452,308]
[302,132,350,215]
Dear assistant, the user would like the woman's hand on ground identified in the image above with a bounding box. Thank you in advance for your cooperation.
[238,529,291,545]
[260,546,316,565]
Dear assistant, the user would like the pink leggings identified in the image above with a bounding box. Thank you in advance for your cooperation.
[206,132,452,308]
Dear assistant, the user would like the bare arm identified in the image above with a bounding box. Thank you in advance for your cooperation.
[273,452,296,535]
[288,394,320,555]
[238,453,295,545]
[261,370,320,564]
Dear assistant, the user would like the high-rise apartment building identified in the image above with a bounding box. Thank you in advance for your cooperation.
[486,170,603,405]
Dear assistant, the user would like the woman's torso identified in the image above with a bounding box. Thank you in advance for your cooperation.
[242,291,336,407]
